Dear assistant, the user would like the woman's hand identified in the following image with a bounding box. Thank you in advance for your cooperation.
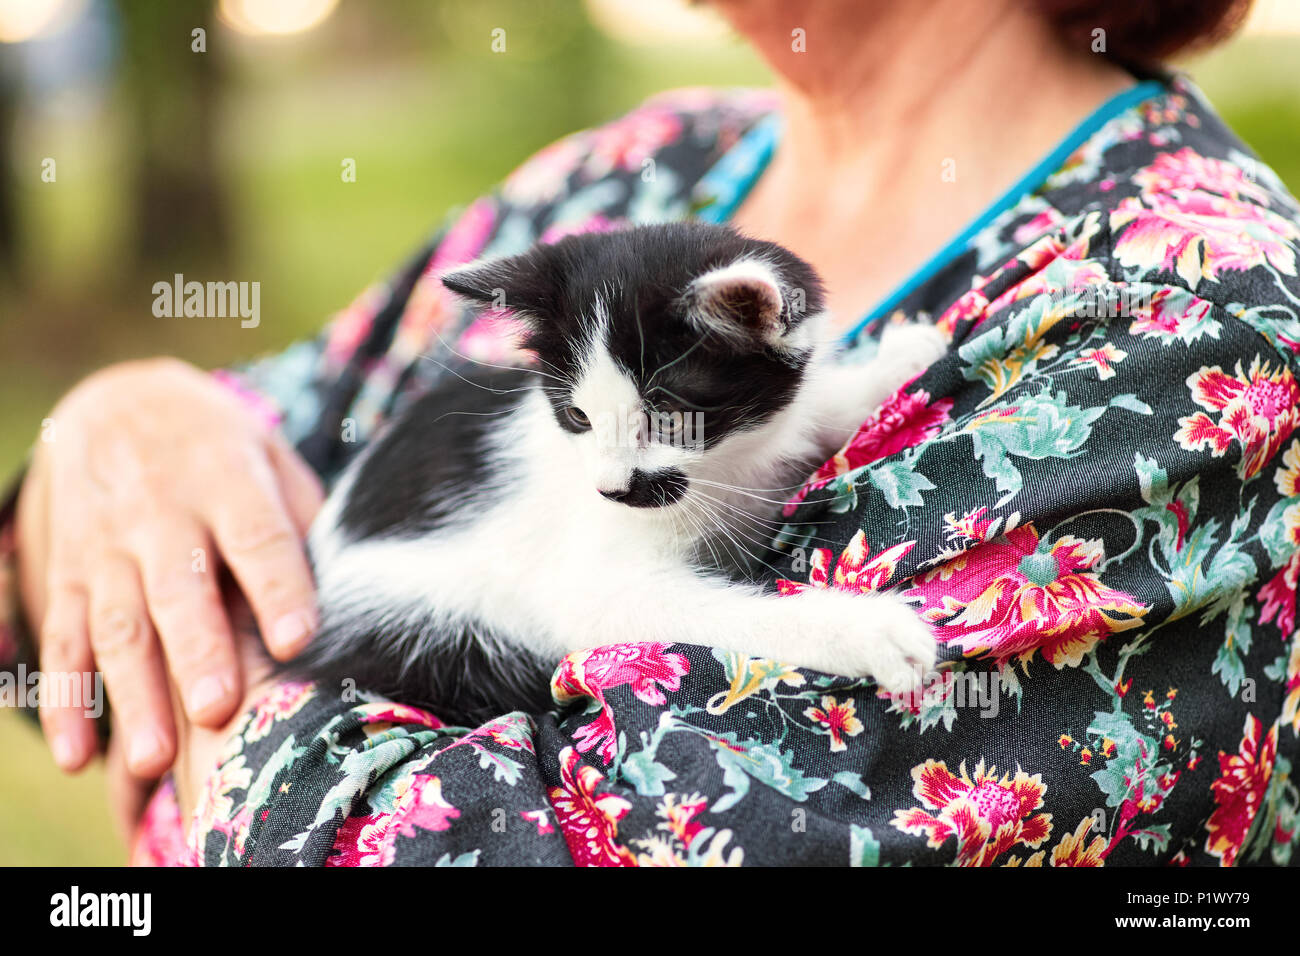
[14,357,324,779]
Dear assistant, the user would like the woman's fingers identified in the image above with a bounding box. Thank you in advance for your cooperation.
[266,435,325,536]
[88,552,176,778]
[37,467,100,771]
[206,451,318,661]
[37,583,97,771]
[131,517,241,726]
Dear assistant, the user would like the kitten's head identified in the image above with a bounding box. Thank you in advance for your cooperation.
[441,223,826,509]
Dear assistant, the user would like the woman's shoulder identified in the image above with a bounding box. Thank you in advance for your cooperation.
[946,76,1300,367]
[497,86,779,211]
[1093,78,1300,362]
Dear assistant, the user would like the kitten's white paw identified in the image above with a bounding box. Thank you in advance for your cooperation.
[879,321,948,384]
[791,588,937,694]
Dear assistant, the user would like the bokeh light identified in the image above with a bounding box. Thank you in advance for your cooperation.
[217,0,340,38]
[0,0,88,44]
[1245,0,1300,35]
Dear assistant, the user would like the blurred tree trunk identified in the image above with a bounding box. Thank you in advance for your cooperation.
[116,0,229,271]
[0,54,16,283]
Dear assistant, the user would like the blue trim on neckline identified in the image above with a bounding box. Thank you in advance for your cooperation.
[693,113,784,226]
[838,79,1166,345]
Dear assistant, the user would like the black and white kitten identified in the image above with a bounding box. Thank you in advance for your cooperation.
[291,223,944,725]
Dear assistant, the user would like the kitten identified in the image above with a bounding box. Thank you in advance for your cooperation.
[291,223,944,725]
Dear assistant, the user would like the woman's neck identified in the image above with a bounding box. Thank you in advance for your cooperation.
[717,0,1137,329]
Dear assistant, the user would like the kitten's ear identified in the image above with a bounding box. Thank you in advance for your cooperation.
[440,258,517,310]
[440,248,553,318]
[683,259,791,349]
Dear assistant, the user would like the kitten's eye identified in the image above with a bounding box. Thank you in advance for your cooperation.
[564,405,591,430]
[651,407,694,444]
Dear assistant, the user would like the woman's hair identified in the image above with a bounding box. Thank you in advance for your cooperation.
[1037,0,1253,62]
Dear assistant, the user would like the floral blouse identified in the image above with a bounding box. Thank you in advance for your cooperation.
[6,72,1300,868]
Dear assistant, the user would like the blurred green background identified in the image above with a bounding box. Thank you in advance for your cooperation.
[1,0,1298,865]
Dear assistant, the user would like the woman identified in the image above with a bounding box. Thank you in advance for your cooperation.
[5,0,1298,865]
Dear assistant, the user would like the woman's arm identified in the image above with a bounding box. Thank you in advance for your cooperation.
[164,280,1300,867]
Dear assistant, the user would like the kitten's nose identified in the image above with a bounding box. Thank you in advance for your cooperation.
[596,469,688,508]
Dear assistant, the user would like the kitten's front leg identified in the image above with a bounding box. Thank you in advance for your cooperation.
[810,321,948,443]
[564,566,936,694]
